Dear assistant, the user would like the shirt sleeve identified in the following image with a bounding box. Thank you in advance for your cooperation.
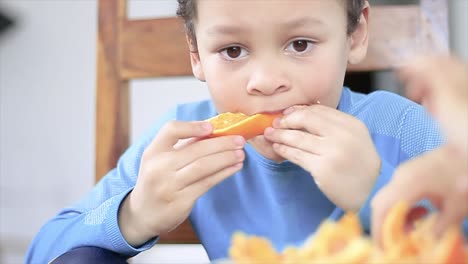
[25,108,177,264]
[398,105,444,162]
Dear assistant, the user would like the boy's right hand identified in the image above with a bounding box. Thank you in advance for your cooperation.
[118,121,246,247]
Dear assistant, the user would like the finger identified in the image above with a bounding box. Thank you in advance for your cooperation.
[148,121,212,154]
[276,105,343,136]
[173,136,245,170]
[434,175,468,238]
[371,155,439,245]
[398,56,466,105]
[434,202,467,239]
[397,56,431,83]
[371,186,402,247]
[175,148,245,189]
[402,76,430,104]
[397,57,440,100]
[371,185,432,247]
[371,148,453,245]
[184,162,244,200]
[272,142,319,171]
[173,137,200,150]
[264,127,323,155]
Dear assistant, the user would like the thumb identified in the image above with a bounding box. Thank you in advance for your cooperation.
[371,150,446,245]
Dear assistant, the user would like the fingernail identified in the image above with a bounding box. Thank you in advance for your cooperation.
[235,150,244,160]
[264,127,274,136]
[283,107,295,115]
[201,122,212,131]
[272,118,281,127]
[234,136,245,146]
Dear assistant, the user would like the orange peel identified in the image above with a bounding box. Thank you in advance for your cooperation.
[206,112,282,140]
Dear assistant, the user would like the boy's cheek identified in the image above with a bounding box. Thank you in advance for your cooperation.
[295,66,344,106]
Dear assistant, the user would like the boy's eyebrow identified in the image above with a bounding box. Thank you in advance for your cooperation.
[280,17,324,29]
[206,25,244,36]
[206,17,324,36]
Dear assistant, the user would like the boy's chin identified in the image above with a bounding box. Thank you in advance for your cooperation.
[248,136,285,162]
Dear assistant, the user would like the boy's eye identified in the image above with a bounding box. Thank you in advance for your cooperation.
[220,46,248,60]
[285,40,314,54]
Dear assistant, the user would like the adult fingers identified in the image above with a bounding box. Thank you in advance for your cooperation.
[371,151,446,245]
[371,184,403,246]
[399,56,467,105]
[434,158,468,237]
[434,183,468,238]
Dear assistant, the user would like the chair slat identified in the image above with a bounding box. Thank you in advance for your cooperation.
[96,0,130,181]
[120,18,192,79]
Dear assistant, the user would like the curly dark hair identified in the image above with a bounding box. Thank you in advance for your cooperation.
[177,0,366,50]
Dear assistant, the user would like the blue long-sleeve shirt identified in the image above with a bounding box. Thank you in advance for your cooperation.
[27,88,461,263]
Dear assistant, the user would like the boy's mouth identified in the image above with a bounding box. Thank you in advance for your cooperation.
[258,104,311,115]
[259,109,285,115]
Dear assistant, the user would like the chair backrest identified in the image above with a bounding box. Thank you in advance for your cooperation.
[95,0,448,243]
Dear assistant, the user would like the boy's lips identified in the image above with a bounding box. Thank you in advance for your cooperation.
[254,108,288,115]
[252,104,312,115]
[260,109,285,115]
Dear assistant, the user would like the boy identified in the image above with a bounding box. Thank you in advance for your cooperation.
[26,0,443,262]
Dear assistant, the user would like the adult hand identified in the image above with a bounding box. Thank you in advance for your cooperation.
[371,145,468,244]
[372,55,468,245]
[399,55,468,159]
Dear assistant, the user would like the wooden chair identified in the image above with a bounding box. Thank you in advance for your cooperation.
[95,0,449,244]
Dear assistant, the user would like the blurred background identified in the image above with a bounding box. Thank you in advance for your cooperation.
[0,0,466,263]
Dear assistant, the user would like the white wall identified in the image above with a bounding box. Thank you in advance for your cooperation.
[0,0,209,263]
[0,0,97,262]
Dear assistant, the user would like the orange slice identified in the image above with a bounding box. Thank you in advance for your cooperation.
[206,112,282,140]
[382,201,409,251]
[430,226,467,264]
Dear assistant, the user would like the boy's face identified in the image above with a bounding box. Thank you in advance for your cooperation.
[190,0,368,159]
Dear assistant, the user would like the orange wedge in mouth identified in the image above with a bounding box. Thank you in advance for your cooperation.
[206,112,282,140]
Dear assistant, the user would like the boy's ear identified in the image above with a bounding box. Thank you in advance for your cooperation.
[348,2,370,65]
[186,35,206,82]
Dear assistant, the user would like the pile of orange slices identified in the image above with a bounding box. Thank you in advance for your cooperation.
[229,202,468,264]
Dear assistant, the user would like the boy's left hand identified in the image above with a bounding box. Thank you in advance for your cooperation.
[264,104,381,211]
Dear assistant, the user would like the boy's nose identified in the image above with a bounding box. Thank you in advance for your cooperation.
[246,64,291,96]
